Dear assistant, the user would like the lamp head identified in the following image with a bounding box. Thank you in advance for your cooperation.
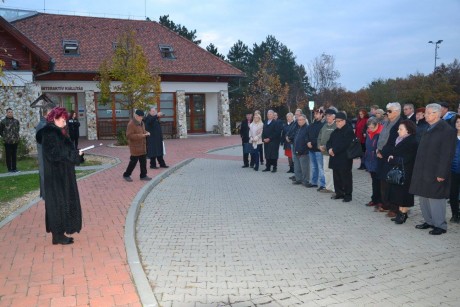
[436,40,443,44]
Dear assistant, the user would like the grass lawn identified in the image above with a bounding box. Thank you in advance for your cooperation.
[0,157,102,174]
[0,170,95,204]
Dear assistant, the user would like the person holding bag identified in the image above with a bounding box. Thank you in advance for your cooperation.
[386,120,418,224]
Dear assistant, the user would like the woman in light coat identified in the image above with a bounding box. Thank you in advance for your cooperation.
[249,113,264,171]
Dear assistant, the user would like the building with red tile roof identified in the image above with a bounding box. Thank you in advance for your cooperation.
[1,10,243,141]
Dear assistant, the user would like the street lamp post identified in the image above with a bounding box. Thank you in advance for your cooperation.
[428,40,443,71]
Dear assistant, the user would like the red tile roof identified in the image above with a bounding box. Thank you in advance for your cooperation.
[12,13,244,77]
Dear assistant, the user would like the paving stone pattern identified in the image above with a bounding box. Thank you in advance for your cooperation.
[137,158,460,307]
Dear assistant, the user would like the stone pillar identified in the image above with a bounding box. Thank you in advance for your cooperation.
[85,90,97,140]
[0,82,41,154]
[176,90,187,138]
[218,90,231,136]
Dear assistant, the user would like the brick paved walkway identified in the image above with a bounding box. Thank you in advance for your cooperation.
[137,155,460,306]
[0,136,241,307]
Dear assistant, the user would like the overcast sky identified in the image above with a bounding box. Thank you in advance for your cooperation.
[5,0,460,91]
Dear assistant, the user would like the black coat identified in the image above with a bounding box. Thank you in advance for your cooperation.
[293,124,309,155]
[281,121,295,149]
[376,118,401,180]
[306,120,325,152]
[326,124,354,170]
[36,124,82,234]
[262,119,282,159]
[387,134,418,207]
[409,120,457,199]
[144,115,164,158]
[67,118,80,141]
[416,119,429,143]
[240,119,251,143]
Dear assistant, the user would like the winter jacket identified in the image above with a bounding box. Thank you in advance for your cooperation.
[317,122,336,156]
[364,124,383,172]
[126,118,147,156]
[294,124,309,155]
[0,117,20,144]
[451,137,460,174]
[306,120,325,152]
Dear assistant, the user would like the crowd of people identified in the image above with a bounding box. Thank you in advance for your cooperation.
[240,102,460,235]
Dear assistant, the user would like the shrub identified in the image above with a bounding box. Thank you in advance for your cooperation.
[116,129,128,146]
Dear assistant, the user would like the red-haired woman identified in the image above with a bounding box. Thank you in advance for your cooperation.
[355,109,369,170]
[36,107,83,245]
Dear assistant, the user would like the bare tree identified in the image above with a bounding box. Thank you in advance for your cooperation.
[308,53,341,93]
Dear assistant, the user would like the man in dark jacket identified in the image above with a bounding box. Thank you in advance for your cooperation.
[262,110,282,172]
[288,109,302,180]
[402,104,416,122]
[410,103,457,235]
[327,112,354,202]
[292,114,309,185]
[307,109,325,189]
[0,108,20,173]
[240,112,253,168]
[145,107,168,169]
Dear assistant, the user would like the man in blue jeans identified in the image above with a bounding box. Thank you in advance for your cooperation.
[307,109,326,190]
[292,115,310,186]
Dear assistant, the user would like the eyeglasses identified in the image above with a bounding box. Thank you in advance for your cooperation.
[386,110,393,113]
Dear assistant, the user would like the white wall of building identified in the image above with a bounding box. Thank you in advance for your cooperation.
[206,93,218,132]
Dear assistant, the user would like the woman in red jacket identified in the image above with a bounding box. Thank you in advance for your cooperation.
[355,109,369,170]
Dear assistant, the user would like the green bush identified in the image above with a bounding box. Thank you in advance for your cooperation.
[116,129,128,146]
[0,136,30,162]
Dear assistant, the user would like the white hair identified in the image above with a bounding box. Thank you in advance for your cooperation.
[426,103,442,113]
[386,102,401,111]
[267,110,274,115]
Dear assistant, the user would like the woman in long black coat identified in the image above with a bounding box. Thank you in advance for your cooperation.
[144,108,168,168]
[36,107,83,245]
[386,120,418,224]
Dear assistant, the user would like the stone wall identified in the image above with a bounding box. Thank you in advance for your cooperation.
[85,90,97,140]
[176,90,187,138]
[0,82,41,154]
[218,90,231,136]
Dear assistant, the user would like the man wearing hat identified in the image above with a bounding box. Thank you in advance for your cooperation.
[123,109,152,182]
[439,102,457,128]
[326,111,355,202]
[317,108,337,193]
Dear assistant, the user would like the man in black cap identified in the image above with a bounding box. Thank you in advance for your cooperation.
[439,102,456,128]
[326,112,355,202]
[123,109,151,182]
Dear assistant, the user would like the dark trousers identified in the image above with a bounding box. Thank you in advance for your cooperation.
[370,171,381,203]
[257,144,264,163]
[73,137,79,150]
[150,155,166,167]
[332,168,353,197]
[265,158,278,169]
[449,172,460,216]
[4,143,18,171]
[250,151,259,169]
[123,155,147,178]
[242,142,252,167]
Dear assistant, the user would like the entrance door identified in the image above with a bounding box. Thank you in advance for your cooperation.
[185,94,205,133]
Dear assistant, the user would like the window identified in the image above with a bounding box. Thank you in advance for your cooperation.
[159,44,175,59]
[112,42,118,50]
[63,40,79,55]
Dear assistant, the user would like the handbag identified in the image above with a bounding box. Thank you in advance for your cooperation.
[347,137,363,159]
[243,143,253,154]
[386,160,405,185]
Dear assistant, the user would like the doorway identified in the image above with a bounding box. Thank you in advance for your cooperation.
[185,94,206,133]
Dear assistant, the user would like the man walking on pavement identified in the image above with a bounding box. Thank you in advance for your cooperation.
[123,109,152,182]
[0,108,21,173]
[145,107,169,169]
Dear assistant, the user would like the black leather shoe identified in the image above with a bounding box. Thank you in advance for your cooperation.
[342,197,352,202]
[289,176,296,180]
[160,165,169,168]
[262,168,270,172]
[150,166,159,169]
[306,183,318,188]
[292,181,302,185]
[331,194,345,200]
[429,227,447,235]
[271,168,277,173]
[415,222,433,229]
[253,167,259,171]
[242,165,249,168]
[52,233,74,245]
[394,212,408,224]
